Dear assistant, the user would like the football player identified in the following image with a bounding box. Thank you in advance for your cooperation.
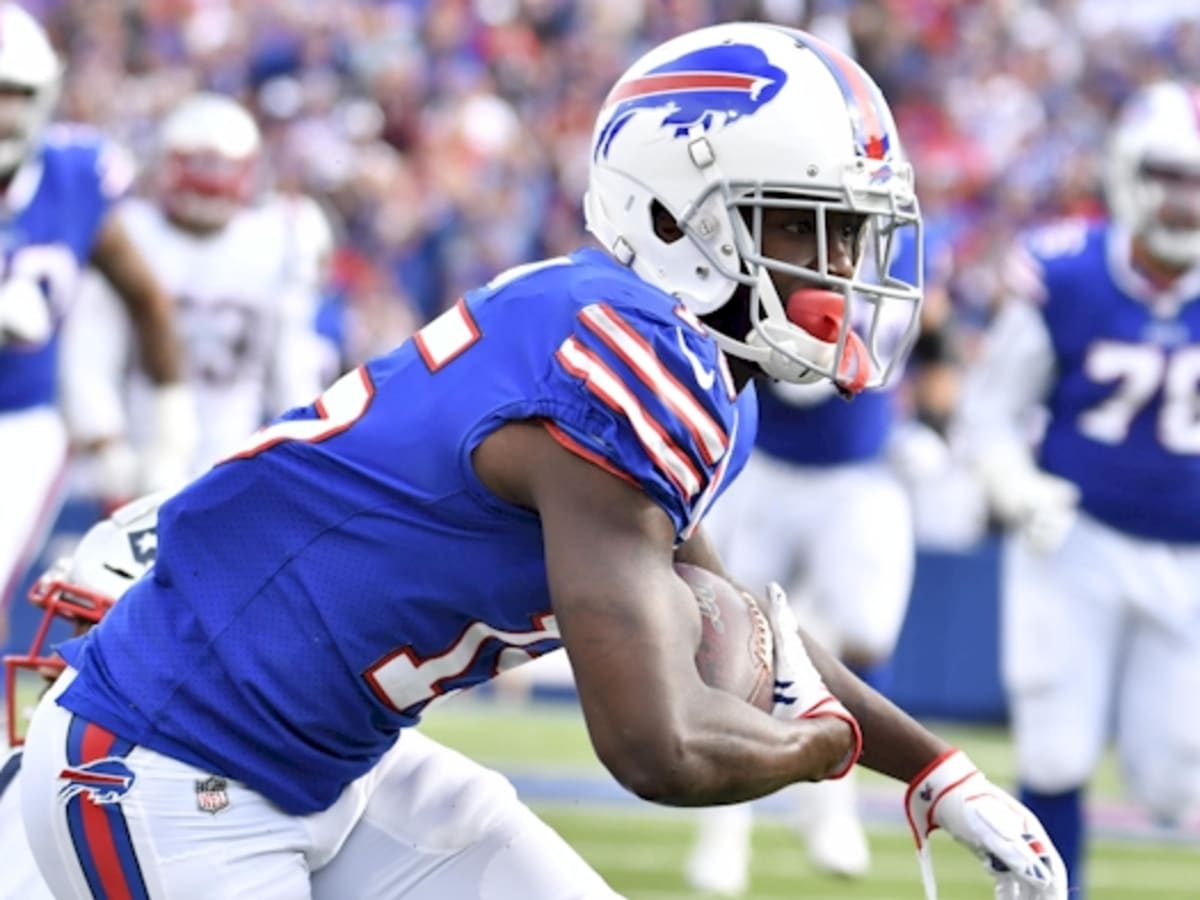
[3,495,619,900]
[960,80,1200,895]
[20,23,1063,900]
[684,236,933,892]
[0,496,155,900]
[61,92,338,501]
[0,2,190,643]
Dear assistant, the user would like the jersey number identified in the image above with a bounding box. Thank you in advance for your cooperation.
[6,243,79,319]
[228,365,375,459]
[365,616,560,714]
[1079,342,1200,453]
[227,301,565,713]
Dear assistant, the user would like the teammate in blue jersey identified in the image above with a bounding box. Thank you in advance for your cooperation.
[685,233,958,893]
[0,2,190,644]
[961,80,1200,896]
[20,23,1064,900]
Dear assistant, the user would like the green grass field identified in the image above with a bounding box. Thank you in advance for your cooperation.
[421,697,1200,900]
[9,680,1199,898]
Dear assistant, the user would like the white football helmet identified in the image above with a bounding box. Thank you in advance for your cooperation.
[0,3,61,173]
[157,92,262,231]
[4,491,165,746]
[584,23,922,388]
[1105,81,1200,268]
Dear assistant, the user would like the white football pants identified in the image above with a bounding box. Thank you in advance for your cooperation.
[0,748,55,900]
[0,406,68,629]
[21,671,622,899]
[1003,511,1200,824]
[704,449,915,661]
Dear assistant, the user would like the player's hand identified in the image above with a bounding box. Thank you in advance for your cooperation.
[0,277,52,347]
[906,749,1067,900]
[141,383,198,494]
[761,581,862,777]
[94,439,141,507]
[976,446,1079,554]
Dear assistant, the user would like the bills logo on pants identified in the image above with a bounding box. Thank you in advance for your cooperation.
[57,718,150,899]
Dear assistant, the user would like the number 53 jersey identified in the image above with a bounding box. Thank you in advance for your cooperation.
[57,248,756,814]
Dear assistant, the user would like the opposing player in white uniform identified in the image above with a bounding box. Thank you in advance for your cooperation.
[62,92,336,500]
[961,80,1200,896]
[0,2,189,644]
[3,495,618,900]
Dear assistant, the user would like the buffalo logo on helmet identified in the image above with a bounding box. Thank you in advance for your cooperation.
[594,44,787,160]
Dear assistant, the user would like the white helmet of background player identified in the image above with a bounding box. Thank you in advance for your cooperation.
[3,492,164,746]
[584,23,922,389]
[0,3,61,174]
[1105,80,1200,268]
[157,91,262,231]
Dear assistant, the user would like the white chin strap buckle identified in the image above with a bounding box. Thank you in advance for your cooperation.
[747,325,835,385]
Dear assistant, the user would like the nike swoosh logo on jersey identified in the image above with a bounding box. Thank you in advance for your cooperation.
[676,327,715,390]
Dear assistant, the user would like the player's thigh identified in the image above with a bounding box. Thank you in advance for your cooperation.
[706,451,799,589]
[1117,586,1200,822]
[0,406,67,608]
[20,672,362,900]
[311,730,622,900]
[804,463,914,658]
[1001,519,1126,788]
[0,756,56,900]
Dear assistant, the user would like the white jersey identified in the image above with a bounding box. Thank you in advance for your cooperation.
[61,194,337,475]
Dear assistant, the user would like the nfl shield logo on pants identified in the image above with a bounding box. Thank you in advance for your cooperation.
[195,776,230,814]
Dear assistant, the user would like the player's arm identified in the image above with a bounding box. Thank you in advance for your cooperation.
[265,231,338,415]
[957,265,1079,552]
[58,271,140,500]
[474,420,854,806]
[89,212,196,494]
[89,212,181,385]
[674,526,946,777]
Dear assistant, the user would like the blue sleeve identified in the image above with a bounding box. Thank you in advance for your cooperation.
[544,301,740,536]
[46,127,134,256]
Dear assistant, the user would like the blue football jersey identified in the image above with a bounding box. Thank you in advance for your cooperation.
[1031,220,1200,541]
[0,126,128,412]
[754,380,892,465]
[750,220,924,466]
[56,248,757,814]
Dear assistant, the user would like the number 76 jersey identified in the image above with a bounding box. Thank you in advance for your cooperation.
[1012,219,1200,542]
[56,247,755,815]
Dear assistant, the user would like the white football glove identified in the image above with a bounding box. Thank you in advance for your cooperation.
[762,581,862,778]
[976,445,1079,554]
[93,439,141,503]
[0,277,52,347]
[140,383,198,494]
[906,749,1067,900]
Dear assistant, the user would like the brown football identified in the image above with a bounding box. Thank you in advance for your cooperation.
[676,562,774,713]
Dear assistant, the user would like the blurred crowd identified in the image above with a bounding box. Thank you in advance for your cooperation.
[26,0,1200,371]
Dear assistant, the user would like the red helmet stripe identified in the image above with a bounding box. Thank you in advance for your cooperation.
[604,72,764,109]
[793,32,890,160]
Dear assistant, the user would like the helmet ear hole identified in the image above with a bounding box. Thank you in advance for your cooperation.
[650,199,685,243]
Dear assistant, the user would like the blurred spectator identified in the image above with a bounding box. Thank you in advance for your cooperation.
[24,0,1200,372]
